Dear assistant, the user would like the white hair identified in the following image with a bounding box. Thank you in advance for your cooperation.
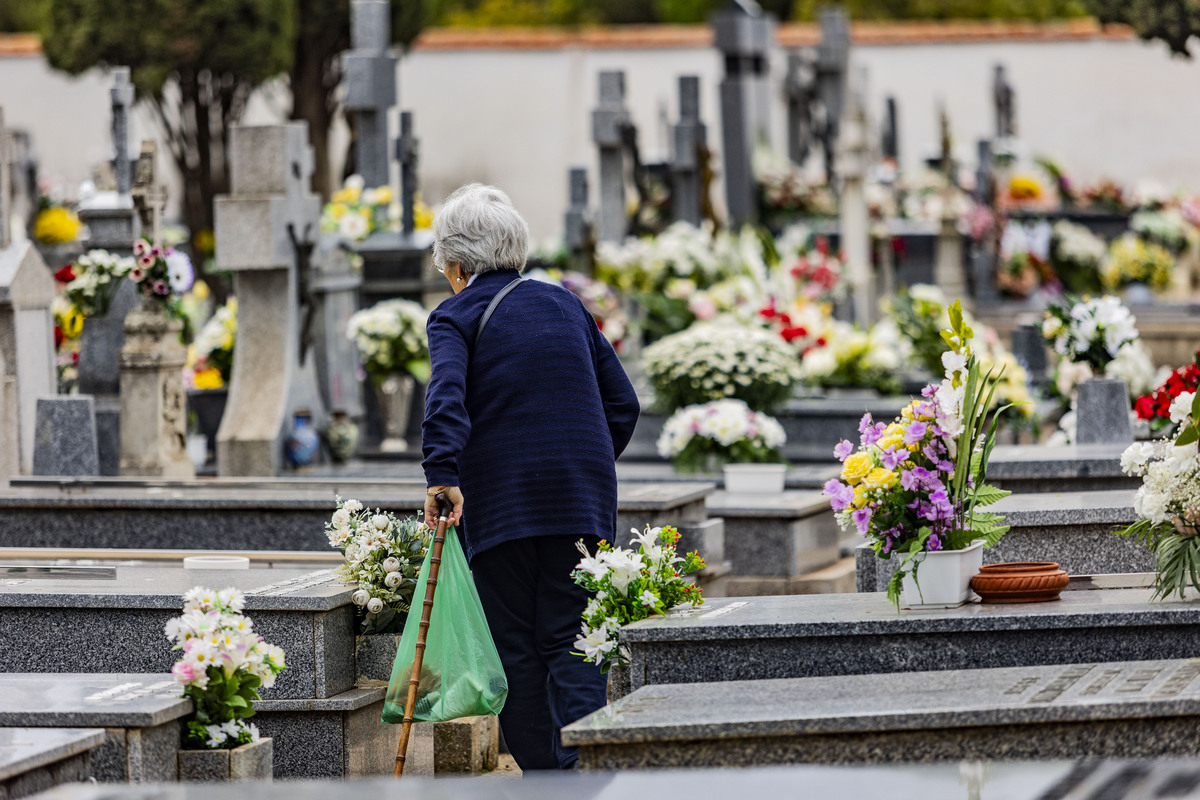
[431,183,529,275]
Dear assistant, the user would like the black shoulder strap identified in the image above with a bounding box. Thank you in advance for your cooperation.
[474,277,526,350]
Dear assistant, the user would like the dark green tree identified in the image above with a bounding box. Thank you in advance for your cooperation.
[0,0,49,33]
[41,0,294,240]
[1087,0,1200,56]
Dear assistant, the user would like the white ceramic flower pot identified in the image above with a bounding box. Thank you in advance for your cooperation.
[900,540,984,609]
[723,463,787,495]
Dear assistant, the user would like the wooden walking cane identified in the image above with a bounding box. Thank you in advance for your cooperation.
[394,491,452,777]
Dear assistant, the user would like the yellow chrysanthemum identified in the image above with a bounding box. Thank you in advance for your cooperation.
[373,186,394,205]
[34,207,81,245]
[1008,175,1043,201]
[852,485,870,508]
[193,368,225,390]
[841,451,873,486]
[59,304,84,339]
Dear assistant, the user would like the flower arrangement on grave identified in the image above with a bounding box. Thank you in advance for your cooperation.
[325,498,430,635]
[1081,179,1129,213]
[894,169,972,226]
[1050,220,1106,295]
[130,238,194,300]
[1135,351,1200,435]
[1006,174,1044,204]
[752,145,837,221]
[1042,295,1140,374]
[61,250,136,318]
[166,587,287,750]
[320,175,394,242]
[656,399,786,473]
[572,525,705,671]
[1130,209,1190,255]
[1101,234,1173,291]
[996,220,1055,298]
[51,296,82,393]
[798,320,905,396]
[345,298,431,385]
[33,204,80,245]
[642,321,803,414]
[1116,391,1200,599]
[189,296,237,389]
[823,301,1016,609]
[883,284,954,377]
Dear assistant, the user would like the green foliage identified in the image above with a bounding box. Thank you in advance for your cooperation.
[0,0,49,32]
[1087,0,1200,57]
[182,667,262,748]
[1118,518,1200,600]
[671,436,786,473]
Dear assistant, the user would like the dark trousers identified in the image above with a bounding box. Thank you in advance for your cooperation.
[471,534,608,771]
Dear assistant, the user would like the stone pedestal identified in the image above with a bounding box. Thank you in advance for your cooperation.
[1076,378,1133,445]
[32,396,99,477]
[118,303,194,477]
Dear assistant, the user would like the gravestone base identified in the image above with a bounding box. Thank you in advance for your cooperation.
[92,722,180,782]
[706,491,840,587]
[93,396,120,477]
[118,307,193,478]
[0,729,102,798]
[32,397,99,477]
[2,749,91,797]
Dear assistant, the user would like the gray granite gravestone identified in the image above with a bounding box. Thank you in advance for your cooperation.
[713,0,773,225]
[671,76,706,227]
[0,121,56,481]
[0,673,188,782]
[311,236,364,422]
[397,111,418,236]
[76,68,138,254]
[563,168,593,274]
[344,0,396,190]
[32,396,100,477]
[213,123,325,476]
[1076,378,1133,445]
[1010,321,1048,385]
[613,584,1200,698]
[78,280,138,477]
[0,727,103,794]
[566,657,1200,769]
[592,71,630,244]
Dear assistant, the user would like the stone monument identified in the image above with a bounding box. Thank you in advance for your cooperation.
[713,0,774,226]
[213,123,325,476]
[671,76,707,227]
[344,0,395,190]
[77,68,139,253]
[836,67,872,326]
[563,168,594,274]
[592,71,630,244]
[815,7,849,183]
[0,107,57,483]
[32,395,99,477]
[1075,379,1133,445]
[993,63,1016,139]
[119,141,193,478]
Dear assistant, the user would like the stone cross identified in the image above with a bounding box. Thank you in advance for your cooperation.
[395,110,418,236]
[836,66,873,326]
[111,68,134,196]
[784,53,816,169]
[564,168,593,273]
[213,123,325,476]
[881,96,898,163]
[816,6,849,184]
[993,63,1016,139]
[592,71,630,243]
[671,76,707,227]
[130,140,166,247]
[344,0,397,190]
[0,107,9,251]
[713,0,773,226]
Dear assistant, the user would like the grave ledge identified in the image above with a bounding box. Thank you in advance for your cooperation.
[253,687,383,713]
[705,490,828,519]
[0,728,106,782]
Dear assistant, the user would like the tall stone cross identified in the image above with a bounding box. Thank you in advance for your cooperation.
[816,6,849,184]
[344,0,397,190]
[0,107,10,251]
[564,168,593,273]
[130,140,166,247]
[111,68,134,196]
[993,64,1016,139]
[592,71,630,244]
[395,111,418,236]
[671,76,707,227]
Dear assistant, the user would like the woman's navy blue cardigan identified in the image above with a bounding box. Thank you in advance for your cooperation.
[421,268,641,562]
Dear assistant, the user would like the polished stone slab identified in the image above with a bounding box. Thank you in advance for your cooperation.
[0,568,356,701]
[566,658,1200,768]
[0,481,711,552]
[0,674,189,728]
[0,727,104,782]
[705,491,839,586]
[619,589,1200,697]
[987,443,1136,493]
[856,489,1146,591]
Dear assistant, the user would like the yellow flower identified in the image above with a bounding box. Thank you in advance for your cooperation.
[193,229,216,257]
[900,405,914,421]
[841,451,873,485]
[34,207,81,244]
[372,186,394,205]
[1008,175,1043,201]
[862,468,897,491]
[415,200,433,229]
[191,280,211,302]
[59,304,84,339]
[852,485,870,508]
[193,367,225,390]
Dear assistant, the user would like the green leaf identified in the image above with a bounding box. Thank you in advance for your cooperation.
[1192,390,1200,420]
[1177,425,1200,447]
[227,695,249,708]
[972,484,1011,508]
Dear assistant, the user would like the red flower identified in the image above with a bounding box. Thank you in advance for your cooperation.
[54,325,63,349]
[781,326,807,343]
[54,265,76,283]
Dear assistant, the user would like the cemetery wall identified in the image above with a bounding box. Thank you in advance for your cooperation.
[3,23,1200,239]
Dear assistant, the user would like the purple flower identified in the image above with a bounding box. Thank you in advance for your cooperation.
[921,384,937,398]
[937,460,956,474]
[903,422,928,446]
[900,470,919,491]
[879,448,905,470]
[882,536,893,554]
[927,534,943,551]
[922,442,943,463]
[862,423,886,446]
[823,479,855,512]
[851,506,873,536]
[859,413,874,434]
[913,401,934,418]
[833,439,854,461]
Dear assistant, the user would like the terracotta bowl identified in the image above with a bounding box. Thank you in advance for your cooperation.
[970,562,1070,604]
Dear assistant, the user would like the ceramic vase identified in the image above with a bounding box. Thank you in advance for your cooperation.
[324,410,360,463]
[286,411,321,467]
[376,374,415,453]
[723,463,787,495]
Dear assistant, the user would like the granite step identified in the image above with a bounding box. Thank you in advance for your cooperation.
[565,657,1200,769]
[0,727,104,796]
[615,589,1200,699]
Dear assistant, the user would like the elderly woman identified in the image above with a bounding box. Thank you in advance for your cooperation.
[421,183,639,771]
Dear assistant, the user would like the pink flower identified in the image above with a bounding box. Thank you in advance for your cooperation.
[172,661,197,684]
[138,254,155,269]
[133,240,147,256]
[153,280,169,296]
[129,267,145,282]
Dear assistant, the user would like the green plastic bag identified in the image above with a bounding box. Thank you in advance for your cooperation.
[383,526,507,723]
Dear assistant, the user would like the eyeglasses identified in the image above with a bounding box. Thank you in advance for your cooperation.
[435,264,445,274]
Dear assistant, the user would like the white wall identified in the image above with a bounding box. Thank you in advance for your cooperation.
[3,33,1200,240]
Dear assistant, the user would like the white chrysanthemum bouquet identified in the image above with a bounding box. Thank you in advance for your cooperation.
[571,525,705,672]
[656,399,785,473]
[1118,390,1200,599]
[63,249,135,317]
[326,497,430,634]
[346,299,430,385]
[165,587,287,750]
